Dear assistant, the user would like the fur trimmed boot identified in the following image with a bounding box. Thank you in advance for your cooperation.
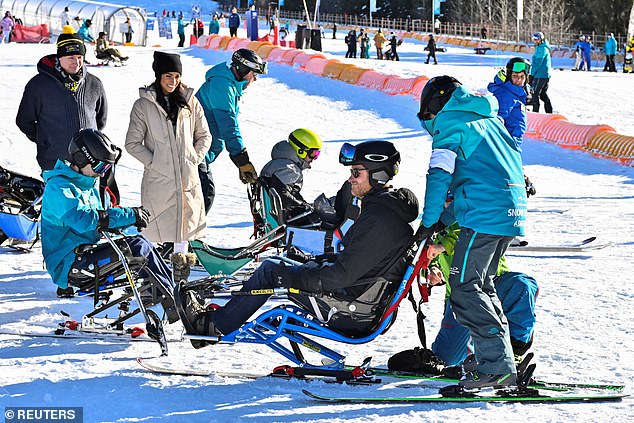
[170,252,197,284]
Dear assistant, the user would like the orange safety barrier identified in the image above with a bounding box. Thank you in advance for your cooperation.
[323,60,348,79]
[218,36,232,49]
[382,75,420,96]
[226,38,242,51]
[539,120,616,148]
[279,49,303,65]
[409,76,431,101]
[338,65,369,84]
[197,35,210,48]
[255,44,277,59]
[303,57,332,76]
[232,39,252,50]
[584,131,634,164]
[525,112,568,138]
[292,52,326,69]
[246,41,271,51]
[266,47,289,62]
[356,70,390,91]
[208,35,223,49]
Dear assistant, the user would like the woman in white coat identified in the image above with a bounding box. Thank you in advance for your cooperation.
[125,51,211,277]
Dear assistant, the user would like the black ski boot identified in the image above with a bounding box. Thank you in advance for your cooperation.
[56,286,75,298]
[173,282,221,349]
[387,347,445,375]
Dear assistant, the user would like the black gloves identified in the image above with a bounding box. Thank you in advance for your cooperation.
[230,150,258,184]
[524,174,536,197]
[415,221,446,244]
[132,206,151,230]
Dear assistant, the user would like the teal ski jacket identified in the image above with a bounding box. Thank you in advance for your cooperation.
[41,160,136,288]
[420,86,527,237]
[195,62,249,164]
[530,40,552,78]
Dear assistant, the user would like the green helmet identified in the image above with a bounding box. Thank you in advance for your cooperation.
[288,128,323,159]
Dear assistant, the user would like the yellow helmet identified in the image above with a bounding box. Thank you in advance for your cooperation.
[288,128,323,159]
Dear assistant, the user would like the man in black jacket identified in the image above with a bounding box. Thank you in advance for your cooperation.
[425,33,438,64]
[16,26,108,173]
[176,141,419,346]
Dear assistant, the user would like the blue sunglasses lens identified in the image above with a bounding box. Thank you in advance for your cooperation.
[339,143,357,164]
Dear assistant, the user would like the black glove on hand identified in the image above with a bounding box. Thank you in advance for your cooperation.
[230,150,258,184]
[524,174,536,197]
[132,206,151,230]
[272,262,321,294]
[415,221,446,243]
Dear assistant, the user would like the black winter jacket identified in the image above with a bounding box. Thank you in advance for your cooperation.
[16,55,108,170]
[297,187,419,293]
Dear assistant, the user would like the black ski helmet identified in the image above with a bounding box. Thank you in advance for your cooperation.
[505,57,531,83]
[68,129,121,170]
[339,141,400,190]
[231,48,267,81]
[417,75,462,120]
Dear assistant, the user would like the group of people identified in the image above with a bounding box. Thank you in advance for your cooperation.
[344,28,401,61]
[15,22,541,391]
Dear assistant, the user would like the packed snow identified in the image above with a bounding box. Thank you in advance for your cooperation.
[1,16,633,423]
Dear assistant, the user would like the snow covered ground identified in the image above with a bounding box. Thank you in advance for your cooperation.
[1,17,634,423]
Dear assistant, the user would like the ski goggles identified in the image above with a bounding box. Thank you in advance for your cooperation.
[308,149,321,160]
[511,61,530,74]
[339,142,357,165]
[92,161,112,175]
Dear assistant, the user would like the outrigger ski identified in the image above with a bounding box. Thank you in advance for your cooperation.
[508,236,613,253]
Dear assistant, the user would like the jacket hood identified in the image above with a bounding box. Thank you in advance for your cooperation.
[364,187,419,223]
[438,86,499,119]
[270,140,305,168]
[204,62,248,93]
[37,54,64,82]
[487,74,527,101]
[42,160,97,190]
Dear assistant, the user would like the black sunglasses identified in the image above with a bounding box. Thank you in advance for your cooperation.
[349,168,368,178]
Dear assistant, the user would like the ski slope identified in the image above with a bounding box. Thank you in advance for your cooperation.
[1,20,634,423]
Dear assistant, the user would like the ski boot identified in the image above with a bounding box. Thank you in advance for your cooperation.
[173,281,221,349]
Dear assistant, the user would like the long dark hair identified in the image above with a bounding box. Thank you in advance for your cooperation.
[151,77,190,124]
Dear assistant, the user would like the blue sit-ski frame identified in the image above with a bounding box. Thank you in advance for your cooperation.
[185,240,429,370]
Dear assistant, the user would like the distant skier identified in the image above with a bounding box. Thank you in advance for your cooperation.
[529,32,553,113]
[603,33,617,72]
[424,33,438,64]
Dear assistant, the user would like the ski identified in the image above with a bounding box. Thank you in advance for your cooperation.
[508,236,613,253]
[302,389,628,404]
[136,358,267,378]
[0,328,181,343]
[527,208,569,214]
[360,368,625,392]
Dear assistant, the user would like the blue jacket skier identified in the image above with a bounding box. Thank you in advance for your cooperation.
[195,48,266,213]
[416,76,527,389]
[41,130,175,321]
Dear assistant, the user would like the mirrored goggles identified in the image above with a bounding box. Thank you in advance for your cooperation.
[339,142,357,165]
[92,161,112,175]
[511,61,530,74]
[308,149,321,160]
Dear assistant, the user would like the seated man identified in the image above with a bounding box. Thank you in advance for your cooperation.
[95,31,128,63]
[177,140,419,346]
[259,128,323,227]
[41,129,178,323]
[388,222,538,374]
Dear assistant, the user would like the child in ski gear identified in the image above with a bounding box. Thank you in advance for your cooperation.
[389,223,538,373]
[260,128,323,225]
[529,32,553,113]
[40,129,177,325]
[417,75,527,389]
[176,141,418,347]
[125,51,211,257]
[195,48,266,213]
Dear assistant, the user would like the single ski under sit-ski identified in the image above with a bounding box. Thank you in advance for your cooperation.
[301,389,628,404]
[508,236,613,253]
[136,358,267,379]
